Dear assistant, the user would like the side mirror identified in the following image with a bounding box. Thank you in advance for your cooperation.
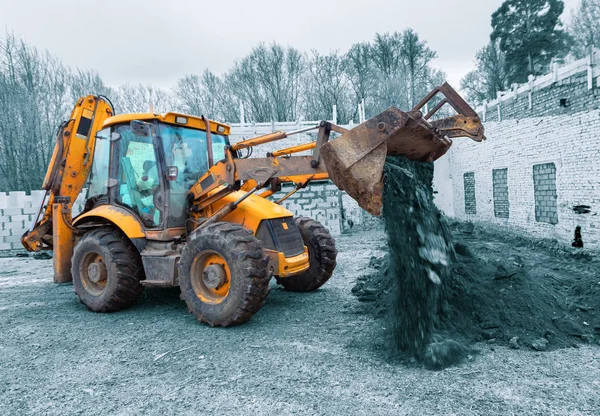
[130,120,152,137]
[167,166,178,181]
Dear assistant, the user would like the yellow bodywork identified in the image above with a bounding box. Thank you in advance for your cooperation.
[219,192,310,277]
[265,248,310,277]
[216,191,291,233]
[193,188,310,277]
[22,96,114,282]
[73,205,145,239]
[71,190,309,278]
[101,112,230,136]
[52,202,74,283]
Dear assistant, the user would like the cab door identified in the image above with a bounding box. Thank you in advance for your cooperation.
[110,122,165,228]
[158,123,228,229]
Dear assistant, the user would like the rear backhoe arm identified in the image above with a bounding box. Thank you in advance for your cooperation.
[21,95,114,281]
[187,82,484,227]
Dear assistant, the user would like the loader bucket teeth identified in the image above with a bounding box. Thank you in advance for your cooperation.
[321,83,484,216]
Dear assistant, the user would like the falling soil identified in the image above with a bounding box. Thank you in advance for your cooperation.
[352,156,600,370]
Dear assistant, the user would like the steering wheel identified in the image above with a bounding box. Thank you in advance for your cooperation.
[153,187,164,209]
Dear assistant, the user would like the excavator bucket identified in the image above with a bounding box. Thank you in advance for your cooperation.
[320,82,485,216]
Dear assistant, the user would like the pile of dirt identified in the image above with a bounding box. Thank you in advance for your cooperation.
[352,156,600,369]
[442,222,599,348]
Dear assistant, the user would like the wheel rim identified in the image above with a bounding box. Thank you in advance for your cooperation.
[80,252,108,296]
[190,250,231,304]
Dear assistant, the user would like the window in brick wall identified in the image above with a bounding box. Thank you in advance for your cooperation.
[463,172,476,215]
[533,163,558,224]
[492,168,509,218]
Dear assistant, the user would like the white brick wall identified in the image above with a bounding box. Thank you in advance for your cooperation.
[0,190,86,251]
[270,182,383,236]
[274,182,343,235]
[433,154,455,217]
[434,110,600,249]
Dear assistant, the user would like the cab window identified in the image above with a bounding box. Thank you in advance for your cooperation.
[159,124,228,227]
[113,124,162,227]
[87,127,111,199]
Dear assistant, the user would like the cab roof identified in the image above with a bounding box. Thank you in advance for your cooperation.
[101,112,231,136]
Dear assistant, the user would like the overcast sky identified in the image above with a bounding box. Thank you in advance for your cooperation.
[0,0,581,90]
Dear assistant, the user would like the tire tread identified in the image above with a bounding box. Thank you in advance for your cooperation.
[276,217,337,292]
[178,222,271,327]
[72,227,144,312]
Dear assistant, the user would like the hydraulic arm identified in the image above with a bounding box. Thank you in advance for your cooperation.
[187,82,484,225]
[21,95,114,281]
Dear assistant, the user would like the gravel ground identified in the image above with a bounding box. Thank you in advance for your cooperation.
[1,230,599,415]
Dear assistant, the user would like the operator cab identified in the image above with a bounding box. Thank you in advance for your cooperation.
[85,113,230,232]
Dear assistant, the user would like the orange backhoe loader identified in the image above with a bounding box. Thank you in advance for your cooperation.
[22,83,484,326]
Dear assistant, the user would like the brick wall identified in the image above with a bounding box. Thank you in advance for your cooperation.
[482,73,600,122]
[533,163,558,224]
[463,172,476,215]
[492,168,509,218]
[272,182,343,235]
[267,182,383,236]
[435,110,600,250]
[0,191,86,251]
[478,51,600,123]
[432,154,455,216]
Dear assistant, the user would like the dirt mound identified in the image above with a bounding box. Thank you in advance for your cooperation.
[353,157,600,369]
[442,236,596,347]
[445,221,600,347]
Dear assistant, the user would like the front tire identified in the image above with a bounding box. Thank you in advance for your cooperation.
[178,222,271,327]
[71,227,144,312]
[276,217,337,292]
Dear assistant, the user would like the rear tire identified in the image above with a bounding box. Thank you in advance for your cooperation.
[276,217,337,292]
[72,227,144,312]
[178,222,271,327]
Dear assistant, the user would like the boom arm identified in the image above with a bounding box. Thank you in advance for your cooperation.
[22,95,113,280]
[188,83,484,226]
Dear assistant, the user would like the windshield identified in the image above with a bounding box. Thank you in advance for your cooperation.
[159,123,228,227]
[159,123,227,185]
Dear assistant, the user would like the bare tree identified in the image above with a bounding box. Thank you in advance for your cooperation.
[460,40,508,106]
[569,0,600,58]
[0,30,451,194]
[70,68,112,102]
[113,83,175,114]
[226,56,271,122]
[400,29,437,107]
[176,72,216,116]
[345,42,376,118]
[226,43,305,122]
[174,70,238,122]
[349,30,440,115]
[460,70,488,107]
[0,32,73,191]
[370,32,409,111]
[303,50,354,123]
